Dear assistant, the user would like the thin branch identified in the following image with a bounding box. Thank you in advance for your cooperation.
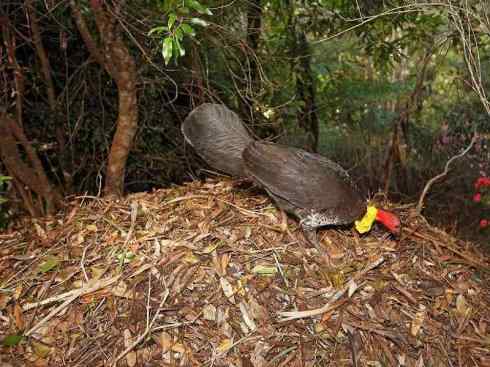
[26,0,57,111]
[416,134,477,215]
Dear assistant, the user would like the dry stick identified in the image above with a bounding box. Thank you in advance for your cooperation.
[23,287,81,312]
[24,275,121,336]
[408,230,487,269]
[121,201,138,249]
[278,257,384,321]
[162,194,209,206]
[416,134,477,215]
[22,263,156,312]
[111,288,169,367]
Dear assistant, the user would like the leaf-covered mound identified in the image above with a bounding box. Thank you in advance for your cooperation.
[1,179,489,366]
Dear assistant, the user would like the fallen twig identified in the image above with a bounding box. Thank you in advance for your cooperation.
[24,275,121,336]
[278,257,385,321]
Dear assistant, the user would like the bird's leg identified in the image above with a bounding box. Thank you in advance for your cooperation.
[302,225,319,250]
[301,223,330,259]
[279,210,296,242]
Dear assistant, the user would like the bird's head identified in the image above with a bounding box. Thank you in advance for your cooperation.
[355,205,401,235]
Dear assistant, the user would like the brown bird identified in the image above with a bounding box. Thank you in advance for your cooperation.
[182,103,400,250]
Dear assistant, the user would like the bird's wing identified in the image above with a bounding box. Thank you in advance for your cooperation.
[243,142,365,219]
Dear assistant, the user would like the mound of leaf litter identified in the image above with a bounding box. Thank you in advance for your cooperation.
[0,179,489,366]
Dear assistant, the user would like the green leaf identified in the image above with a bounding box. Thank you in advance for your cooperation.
[2,334,23,347]
[162,37,173,65]
[190,18,209,27]
[174,37,185,57]
[148,26,167,36]
[167,13,177,30]
[175,27,184,41]
[181,23,195,36]
[116,251,135,264]
[38,256,59,273]
[172,38,180,61]
[186,0,212,15]
[251,265,278,276]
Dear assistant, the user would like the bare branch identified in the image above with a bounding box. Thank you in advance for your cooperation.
[416,134,477,215]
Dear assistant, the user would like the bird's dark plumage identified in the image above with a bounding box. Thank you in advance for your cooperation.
[243,141,366,229]
[181,103,253,177]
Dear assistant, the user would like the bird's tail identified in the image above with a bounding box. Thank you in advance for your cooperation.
[182,103,254,177]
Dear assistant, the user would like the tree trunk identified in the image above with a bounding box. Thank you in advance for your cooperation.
[294,30,319,152]
[0,114,62,215]
[70,0,138,197]
[26,0,72,192]
[238,0,263,120]
[246,0,262,90]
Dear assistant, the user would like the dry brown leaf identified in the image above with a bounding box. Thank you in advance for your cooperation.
[13,303,24,330]
[111,281,133,299]
[456,294,471,317]
[239,301,257,332]
[220,253,230,274]
[217,338,233,354]
[203,304,217,321]
[90,266,106,280]
[183,251,200,265]
[411,310,425,337]
[123,329,137,367]
[0,293,11,310]
[251,341,270,367]
[86,224,97,232]
[31,340,52,358]
[13,283,23,300]
[156,332,173,353]
[220,277,235,304]
[171,342,186,354]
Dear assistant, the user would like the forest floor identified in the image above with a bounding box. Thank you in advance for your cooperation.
[0,179,489,366]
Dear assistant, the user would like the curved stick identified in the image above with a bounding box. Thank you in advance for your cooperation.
[416,134,477,215]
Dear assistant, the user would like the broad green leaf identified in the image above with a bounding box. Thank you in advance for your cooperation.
[181,23,195,36]
[162,37,173,65]
[175,27,184,41]
[190,18,209,27]
[2,334,23,347]
[172,39,180,61]
[167,13,177,30]
[174,37,185,57]
[38,256,59,273]
[148,26,167,36]
[186,0,212,15]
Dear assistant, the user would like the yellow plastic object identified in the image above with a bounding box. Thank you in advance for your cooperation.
[354,206,378,234]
